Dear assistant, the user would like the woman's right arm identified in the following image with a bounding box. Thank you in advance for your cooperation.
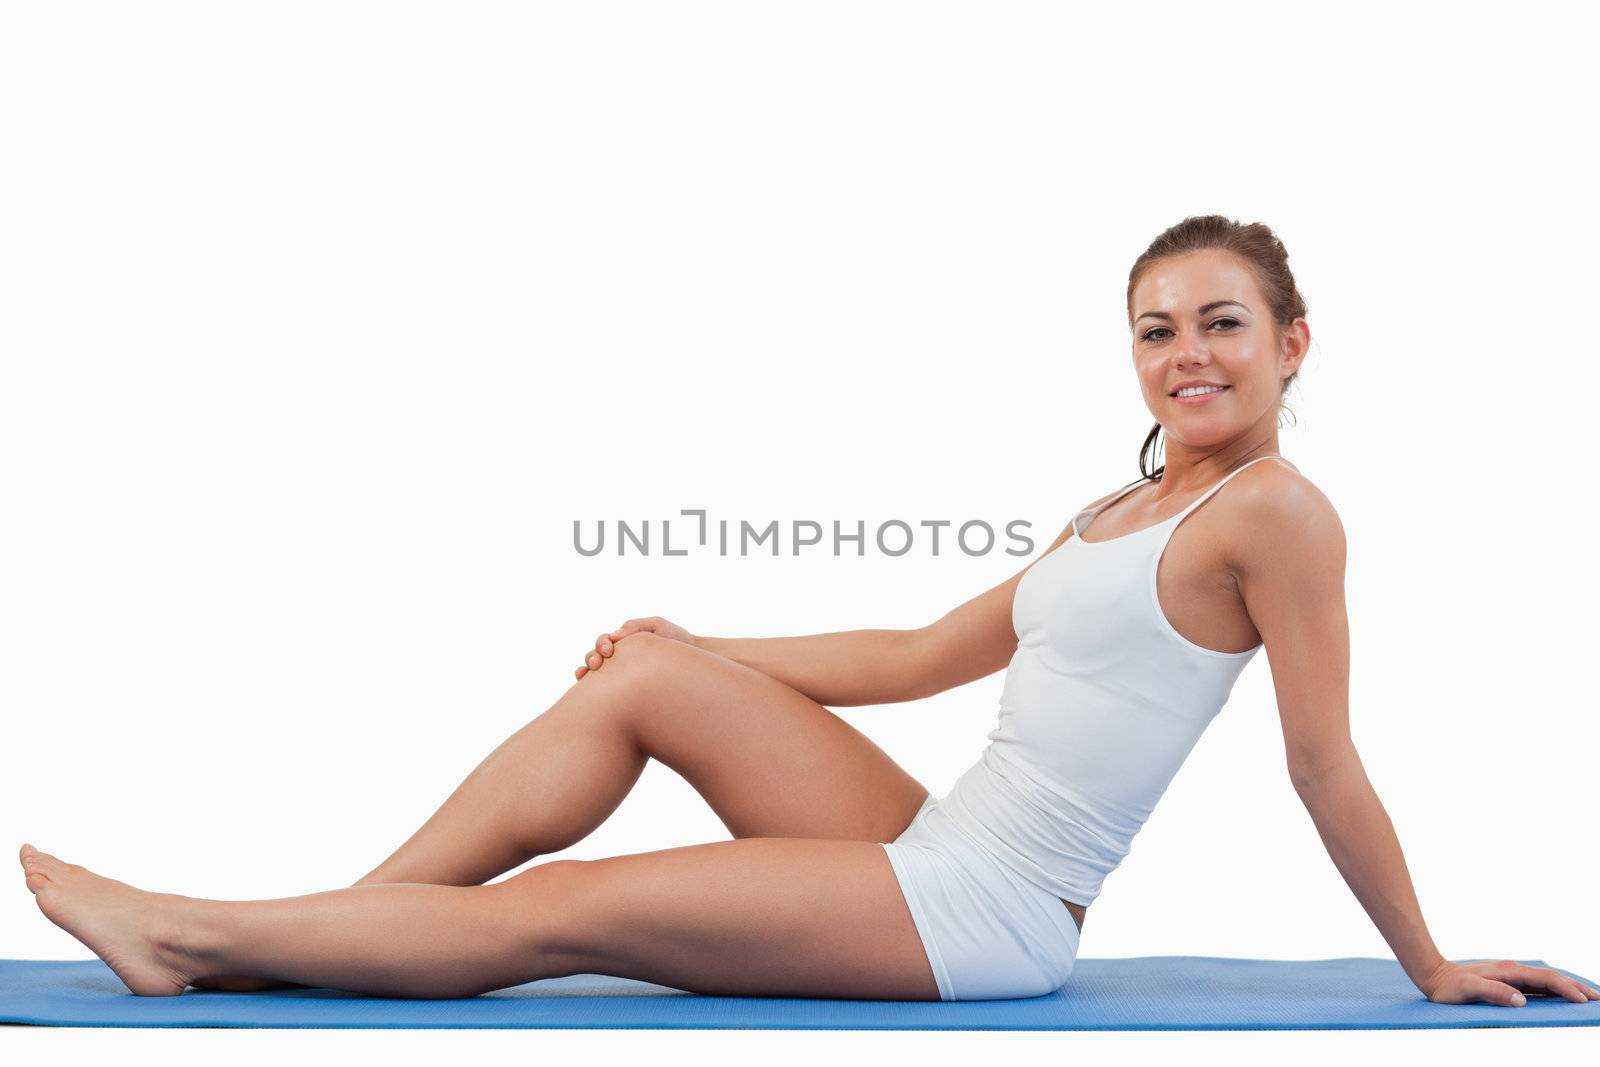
[697,517,1080,708]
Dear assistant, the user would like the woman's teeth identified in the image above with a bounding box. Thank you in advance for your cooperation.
[1174,385,1228,397]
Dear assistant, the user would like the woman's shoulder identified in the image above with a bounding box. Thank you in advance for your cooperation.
[1237,456,1333,514]
[1226,457,1345,566]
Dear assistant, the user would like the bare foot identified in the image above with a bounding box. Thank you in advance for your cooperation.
[19,842,193,997]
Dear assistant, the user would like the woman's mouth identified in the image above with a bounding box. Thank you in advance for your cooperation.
[1170,385,1231,405]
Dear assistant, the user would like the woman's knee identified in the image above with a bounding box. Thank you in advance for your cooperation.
[491,859,594,968]
[582,631,692,692]
[571,631,689,731]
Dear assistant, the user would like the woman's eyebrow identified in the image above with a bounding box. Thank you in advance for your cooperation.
[1135,299,1251,325]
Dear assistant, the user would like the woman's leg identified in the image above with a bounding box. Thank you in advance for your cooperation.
[19,834,941,1000]
[194,660,649,992]
[199,632,931,990]
[351,633,928,887]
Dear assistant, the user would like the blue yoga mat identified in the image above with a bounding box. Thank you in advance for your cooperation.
[2,956,1596,1030]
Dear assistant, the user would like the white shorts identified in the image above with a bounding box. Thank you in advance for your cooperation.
[881,793,1082,1001]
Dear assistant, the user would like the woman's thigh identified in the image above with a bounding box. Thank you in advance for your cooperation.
[520,837,940,1000]
[580,632,930,843]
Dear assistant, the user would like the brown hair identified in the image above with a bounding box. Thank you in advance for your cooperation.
[1125,215,1308,481]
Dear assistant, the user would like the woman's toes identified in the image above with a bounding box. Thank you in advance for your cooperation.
[19,849,86,897]
[24,848,65,877]
[19,846,53,893]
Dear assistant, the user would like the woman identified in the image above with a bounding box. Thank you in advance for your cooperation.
[19,215,1596,1008]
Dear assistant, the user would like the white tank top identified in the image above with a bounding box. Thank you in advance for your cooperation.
[940,454,1294,906]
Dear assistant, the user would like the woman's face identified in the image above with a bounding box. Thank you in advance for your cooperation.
[1129,250,1300,448]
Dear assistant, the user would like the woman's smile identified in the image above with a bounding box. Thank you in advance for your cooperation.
[1170,384,1231,405]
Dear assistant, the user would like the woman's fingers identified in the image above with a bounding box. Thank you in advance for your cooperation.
[576,632,621,680]
[578,618,677,679]
[1494,962,1592,1003]
[1444,970,1526,1007]
[1481,978,1527,1007]
[1433,960,1598,1006]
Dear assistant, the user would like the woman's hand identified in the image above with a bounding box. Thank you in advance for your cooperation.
[1420,958,1599,1007]
[575,616,699,680]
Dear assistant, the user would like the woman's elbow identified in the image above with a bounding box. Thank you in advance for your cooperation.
[1288,741,1363,793]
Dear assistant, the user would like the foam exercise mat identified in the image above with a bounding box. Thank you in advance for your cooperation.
[2,956,1596,1030]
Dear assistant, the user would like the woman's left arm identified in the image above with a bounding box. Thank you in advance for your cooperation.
[1231,472,1598,1007]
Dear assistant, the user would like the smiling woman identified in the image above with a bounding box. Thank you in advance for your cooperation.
[1126,218,1309,481]
[16,215,1596,1011]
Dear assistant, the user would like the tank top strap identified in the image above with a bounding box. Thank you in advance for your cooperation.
[1169,454,1292,524]
[1074,475,1152,534]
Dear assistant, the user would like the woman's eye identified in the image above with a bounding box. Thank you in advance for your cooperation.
[1140,318,1240,342]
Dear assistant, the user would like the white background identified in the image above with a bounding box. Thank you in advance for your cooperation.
[3,1,1595,1062]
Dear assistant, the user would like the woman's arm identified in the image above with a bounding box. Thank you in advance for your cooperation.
[695,629,934,708]
[1291,756,1445,990]
[697,518,1079,708]
[1233,472,1447,990]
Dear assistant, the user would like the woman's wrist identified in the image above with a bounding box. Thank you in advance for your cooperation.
[1414,955,1453,996]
